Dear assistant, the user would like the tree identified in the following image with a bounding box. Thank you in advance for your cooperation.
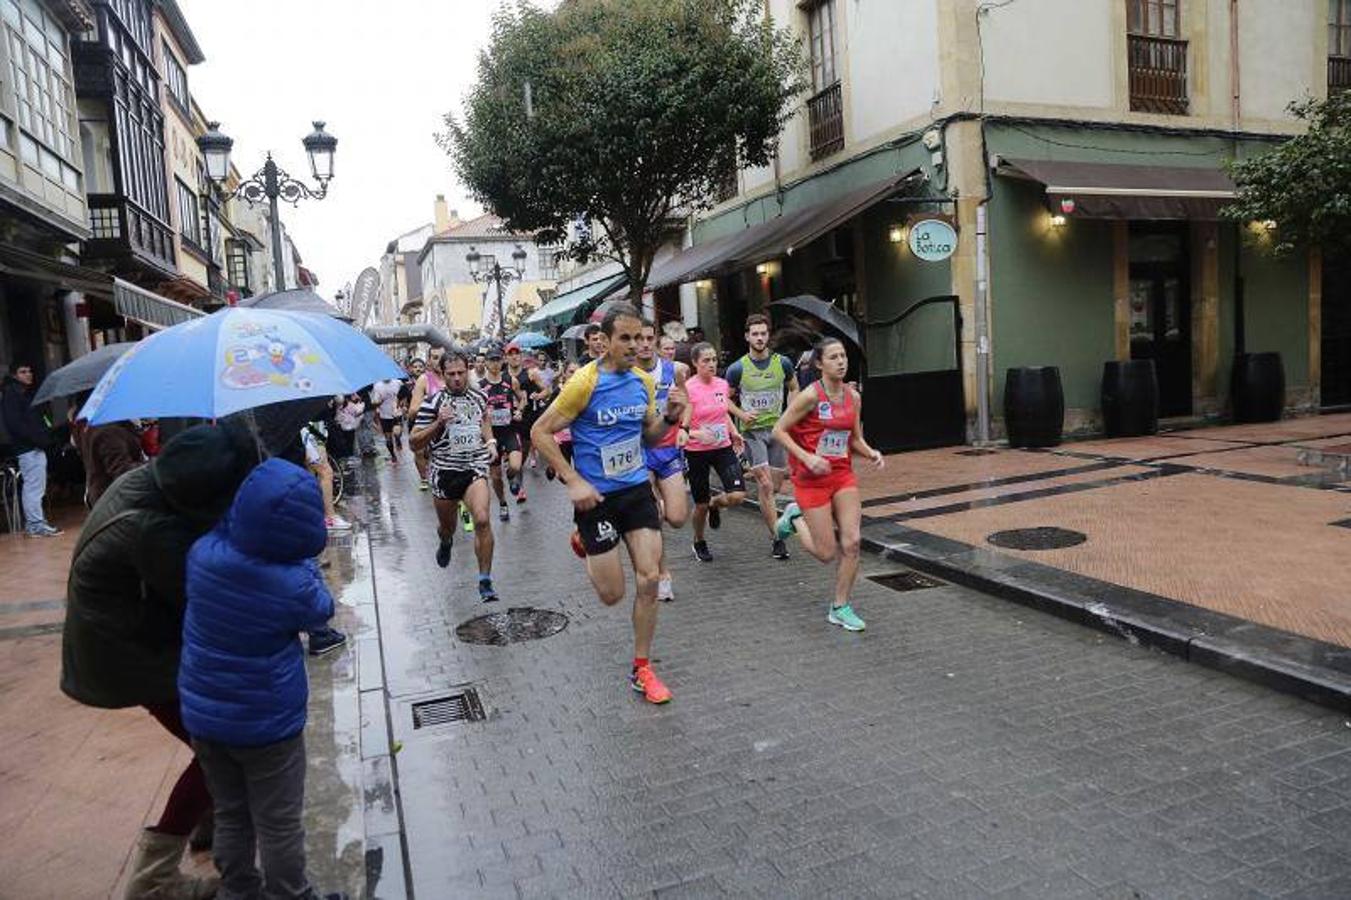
[443,0,806,301]
[503,294,537,335]
[1225,93,1351,257]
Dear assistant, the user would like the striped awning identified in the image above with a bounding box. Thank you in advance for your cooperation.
[113,278,204,330]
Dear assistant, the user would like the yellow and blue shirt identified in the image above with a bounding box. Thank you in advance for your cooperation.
[551,361,656,495]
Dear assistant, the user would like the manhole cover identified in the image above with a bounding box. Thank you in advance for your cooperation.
[869,570,945,592]
[955,448,999,457]
[412,689,485,729]
[455,607,569,646]
[987,527,1087,550]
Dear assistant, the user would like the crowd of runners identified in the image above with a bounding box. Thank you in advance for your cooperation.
[395,303,883,705]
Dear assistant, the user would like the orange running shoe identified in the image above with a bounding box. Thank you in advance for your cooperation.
[569,530,587,558]
[630,665,672,704]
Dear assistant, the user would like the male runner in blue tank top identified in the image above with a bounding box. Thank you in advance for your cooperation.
[531,304,686,704]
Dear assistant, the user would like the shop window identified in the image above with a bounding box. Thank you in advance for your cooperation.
[1126,0,1188,114]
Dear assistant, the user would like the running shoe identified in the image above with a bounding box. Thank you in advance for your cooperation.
[499,504,510,522]
[435,539,452,568]
[771,538,790,560]
[545,467,556,481]
[508,475,522,496]
[516,489,527,505]
[460,503,474,533]
[569,530,587,558]
[774,502,802,541]
[692,540,713,562]
[418,480,429,492]
[708,506,721,529]
[630,665,672,704]
[478,579,499,603]
[827,603,866,632]
[326,515,353,532]
[657,576,674,602]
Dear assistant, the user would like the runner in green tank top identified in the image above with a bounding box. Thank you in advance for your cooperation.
[725,313,798,560]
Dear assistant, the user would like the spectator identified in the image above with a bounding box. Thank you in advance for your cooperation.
[330,393,364,468]
[81,420,146,507]
[179,457,337,900]
[1,360,60,535]
[61,421,258,899]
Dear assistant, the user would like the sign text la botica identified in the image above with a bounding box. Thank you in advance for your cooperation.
[907,218,957,262]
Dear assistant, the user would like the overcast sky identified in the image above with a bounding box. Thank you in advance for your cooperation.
[180,0,546,300]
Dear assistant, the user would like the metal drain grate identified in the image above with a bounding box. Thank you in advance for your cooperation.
[869,570,945,592]
[955,448,999,457]
[411,689,485,729]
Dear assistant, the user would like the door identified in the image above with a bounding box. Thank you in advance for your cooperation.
[862,295,966,453]
[1323,255,1351,408]
[1129,226,1192,417]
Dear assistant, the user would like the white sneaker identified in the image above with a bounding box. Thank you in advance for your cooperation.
[326,515,352,532]
[657,576,674,602]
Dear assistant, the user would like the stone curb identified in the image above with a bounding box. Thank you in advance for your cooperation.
[742,494,1351,714]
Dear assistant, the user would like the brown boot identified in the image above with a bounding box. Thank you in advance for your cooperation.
[123,828,219,899]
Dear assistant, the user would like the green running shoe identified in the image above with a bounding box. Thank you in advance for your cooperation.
[774,502,802,541]
[460,503,474,533]
[827,603,866,632]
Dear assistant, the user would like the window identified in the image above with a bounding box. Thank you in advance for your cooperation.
[3,0,77,162]
[1127,0,1181,38]
[538,244,559,279]
[176,176,201,246]
[806,0,837,93]
[226,239,251,291]
[1333,1,1351,91]
[162,40,187,111]
[1127,0,1187,114]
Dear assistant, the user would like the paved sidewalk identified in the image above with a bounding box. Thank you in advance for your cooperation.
[359,456,1351,899]
[0,498,369,899]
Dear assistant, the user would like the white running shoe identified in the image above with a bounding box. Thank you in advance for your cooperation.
[326,515,353,532]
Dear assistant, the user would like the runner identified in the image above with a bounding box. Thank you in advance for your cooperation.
[530,304,686,704]
[409,352,500,602]
[470,353,489,390]
[408,348,446,491]
[521,350,555,470]
[504,342,535,499]
[726,313,798,560]
[371,377,405,463]
[480,346,525,520]
[679,342,748,562]
[637,322,689,600]
[544,361,578,482]
[771,338,884,632]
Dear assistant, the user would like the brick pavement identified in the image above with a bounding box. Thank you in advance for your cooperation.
[851,413,1351,649]
[360,459,1351,899]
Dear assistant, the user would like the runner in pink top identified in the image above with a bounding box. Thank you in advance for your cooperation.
[676,342,751,562]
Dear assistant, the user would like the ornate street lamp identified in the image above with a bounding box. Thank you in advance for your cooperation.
[465,243,528,340]
[197,121,338,291]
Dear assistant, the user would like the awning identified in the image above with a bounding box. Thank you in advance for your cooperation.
[646,170,922,291]
[999,158,1236,220]
[365,324,454,348]
[113,278,204,330]
[0,244,113,297]
[524,274,627,329]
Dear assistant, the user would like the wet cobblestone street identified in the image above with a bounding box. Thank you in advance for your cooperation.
[355,458,1351,899]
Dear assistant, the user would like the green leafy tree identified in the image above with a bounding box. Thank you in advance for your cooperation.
[503,294,537,334]
[443,0,806,301]
[1225,93,1351,257]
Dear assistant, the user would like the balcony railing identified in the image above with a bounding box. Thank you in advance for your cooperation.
[1331,56,1351,94]
[1128,34,1189,115]
[83,193,177,277]
[807,81,844,160]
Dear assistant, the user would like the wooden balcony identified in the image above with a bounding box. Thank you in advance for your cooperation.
[83,193,177,279]
[807,81,844,160]
[1128,34,1188,115]
[1331,56,1351,94]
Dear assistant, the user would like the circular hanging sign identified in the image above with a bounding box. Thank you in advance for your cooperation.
[907,218,957,262]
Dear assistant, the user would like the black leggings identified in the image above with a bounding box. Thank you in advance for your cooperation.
[685,446,745,504]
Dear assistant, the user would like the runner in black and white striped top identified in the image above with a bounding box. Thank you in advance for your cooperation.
[409,351,501,601]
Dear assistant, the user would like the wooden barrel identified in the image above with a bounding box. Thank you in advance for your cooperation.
[1004,366,1065,448]
[1101,359,1159,437]
[1231,352,1285,423]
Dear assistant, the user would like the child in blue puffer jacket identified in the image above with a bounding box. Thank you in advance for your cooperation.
[179,457,337,900]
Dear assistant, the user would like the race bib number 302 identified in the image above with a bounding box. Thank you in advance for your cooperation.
[446,423,479,448]
[601,435,642,478]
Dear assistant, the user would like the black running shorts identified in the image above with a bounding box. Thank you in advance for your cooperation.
[685,446,746,504]
[574,482,661,555]
[379,416,401,434]
[491,425,522,457]
[430,468,483,502]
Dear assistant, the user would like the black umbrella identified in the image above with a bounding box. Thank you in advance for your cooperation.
[239,288,351,321]
[560,324,590,341]
[32,342,136,405]
[768,295,860,347]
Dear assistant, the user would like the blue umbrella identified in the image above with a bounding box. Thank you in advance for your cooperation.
[507,331,553,349]
[80,308,404,425]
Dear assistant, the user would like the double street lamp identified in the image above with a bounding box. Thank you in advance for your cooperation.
[196,121,338,292]
[466,244,528,340]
